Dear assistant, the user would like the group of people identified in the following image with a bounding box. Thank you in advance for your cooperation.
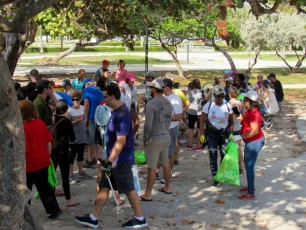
[18,59,147,229]
[16,61,284,228]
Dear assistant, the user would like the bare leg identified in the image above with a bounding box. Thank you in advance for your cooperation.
[187,128,194,146]
[126,190,143,217]
[141,168,156,199]
[161,164,171,193]
[92,187,110,218]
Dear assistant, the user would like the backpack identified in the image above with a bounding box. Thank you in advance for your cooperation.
[49,118,65,150]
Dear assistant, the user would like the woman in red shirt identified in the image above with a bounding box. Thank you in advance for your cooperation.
[19,100,61,219]
[239,90,265,199]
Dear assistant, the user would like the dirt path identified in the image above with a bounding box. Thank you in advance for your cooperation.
[30,99,306,230]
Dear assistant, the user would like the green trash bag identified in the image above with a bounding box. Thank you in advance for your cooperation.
[213,140,240,186]
[34,158,58,199]
[134,151,146,164]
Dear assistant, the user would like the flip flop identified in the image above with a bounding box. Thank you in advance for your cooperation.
[139,196,153,202]
[67,200,80,207]
[158,187,172,195]
[55,189,65,197]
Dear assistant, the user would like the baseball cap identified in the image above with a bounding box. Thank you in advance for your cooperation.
[241,90,259,101]
[62,79,71,87]
[102,59,110,66]
[163,79,174,88]
[143,71,155,78]
[213,85,226,95]
[126,72,136,81]
[224,70,231,75]
[147,79,164,90]
[262,80,271,86]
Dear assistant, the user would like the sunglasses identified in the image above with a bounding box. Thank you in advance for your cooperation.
[72,98,80,101]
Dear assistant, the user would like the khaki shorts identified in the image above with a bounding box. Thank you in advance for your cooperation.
[144,138,170,169]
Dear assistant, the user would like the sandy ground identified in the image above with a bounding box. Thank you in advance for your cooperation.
[30,99,306,230]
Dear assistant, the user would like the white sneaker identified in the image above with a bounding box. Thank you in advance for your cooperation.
[178,139,187,144]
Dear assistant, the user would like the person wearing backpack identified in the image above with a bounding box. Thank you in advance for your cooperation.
[51,99,79,207]
[200,85,234,188]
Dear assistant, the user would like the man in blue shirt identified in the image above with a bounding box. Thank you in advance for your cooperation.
[82,80,103,168]
[75,84,147,229]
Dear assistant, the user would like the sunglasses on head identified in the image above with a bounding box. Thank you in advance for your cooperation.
[72,98,80,101]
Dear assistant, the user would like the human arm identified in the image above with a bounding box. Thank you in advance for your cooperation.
[107,135,126,164]
[83,99,89,126]
[47,142,52,154]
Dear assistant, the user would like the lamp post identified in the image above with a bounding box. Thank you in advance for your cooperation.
[145,24,149,72]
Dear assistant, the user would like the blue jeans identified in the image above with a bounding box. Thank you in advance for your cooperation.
[244,137,265,195]
[206,132,227,177]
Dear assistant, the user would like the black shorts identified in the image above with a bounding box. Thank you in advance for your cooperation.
[187,113,200,129]
[99,163,134,194]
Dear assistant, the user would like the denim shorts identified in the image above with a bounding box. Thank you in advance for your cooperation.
[99,163,135,194]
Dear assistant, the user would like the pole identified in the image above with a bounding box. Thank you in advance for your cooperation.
[145,24,149,72]
[39,25,44,54]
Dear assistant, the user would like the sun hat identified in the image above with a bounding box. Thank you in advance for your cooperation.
[241,90,259,101]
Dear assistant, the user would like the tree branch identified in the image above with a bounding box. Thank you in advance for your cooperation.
[0,0,61,33]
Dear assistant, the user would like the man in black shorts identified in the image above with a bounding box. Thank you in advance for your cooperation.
[75,84,147,229]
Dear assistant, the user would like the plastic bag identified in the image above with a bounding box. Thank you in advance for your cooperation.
[34,158,58,199]
[213,140,240,186]
[134,151,146,164]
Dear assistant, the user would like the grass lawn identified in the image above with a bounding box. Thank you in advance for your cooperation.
[230,53,304,62]
[19,54,173,66]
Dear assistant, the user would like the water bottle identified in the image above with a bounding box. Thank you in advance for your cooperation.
[132,165,141,195]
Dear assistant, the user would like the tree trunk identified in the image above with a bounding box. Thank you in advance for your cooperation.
[209,41,237,72]
[293,48,306,71]
[3,33,21,75]
[276,49,293,72]
[160,42,184,77]
[2,23,37,75]
[248,51,260,72]
[52,42,81,64]
[0,57,41,229]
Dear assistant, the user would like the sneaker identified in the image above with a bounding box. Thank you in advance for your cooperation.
[75,215,98,228]
[69,175,80,184]
[83,160,92,168]
[239,187,256,192]
[143,173,160,180]
[178,139,187,144]
[186,145,194,150]
[239,194,256,199]
[195,146,203,151]
[211,181,220,188]
[122,217,147,229]
[78,171,92,179]
[48,210,62,219]
[267,120,273,129]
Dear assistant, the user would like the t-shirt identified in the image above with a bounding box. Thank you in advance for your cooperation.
[23,119,52,172]
[121,83,132,111]
[106,105,134,163]
[72,78,86,90]
[187,89,202,115]
[144,95,172,141]
[82,86,103,120]
[116,68,128,86]
[241,108,264,142]
[33,95,52,126]
[173,88,189,105]
[202,101,233,130]
[166,93,182,129]
[68,105,87,144]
